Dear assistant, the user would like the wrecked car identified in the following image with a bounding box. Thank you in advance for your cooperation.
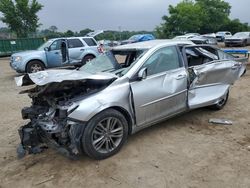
[15,40,245,160]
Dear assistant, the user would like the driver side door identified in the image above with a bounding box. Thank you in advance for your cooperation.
[46,39,63,68]
[130,46,188,127]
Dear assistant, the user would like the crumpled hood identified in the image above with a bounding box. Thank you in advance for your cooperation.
[15,69,118,86]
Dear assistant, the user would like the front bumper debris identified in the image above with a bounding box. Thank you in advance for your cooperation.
[17,120,85,160]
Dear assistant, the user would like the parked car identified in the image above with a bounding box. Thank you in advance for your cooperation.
[120,34,155,45]
[173,35,196,40]
[203,33,216,38]
[190,35,217,45]
[10,37,102,73]
[173,34,217,45]
[225,32,250,47]
[16,40,244,160]
[216,31,232,42]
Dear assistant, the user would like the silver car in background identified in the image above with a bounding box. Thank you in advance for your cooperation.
[225,32,250,47]
[16,40,244,160]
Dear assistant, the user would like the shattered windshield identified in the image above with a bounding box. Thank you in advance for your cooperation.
[79,49,147,76]
[79,52,119,74]
[37,40,54,50]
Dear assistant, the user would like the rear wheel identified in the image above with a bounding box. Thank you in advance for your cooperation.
[210,91,229,110]
[26,60,45,73]
[82,109,128,160]
[81,55,95,65]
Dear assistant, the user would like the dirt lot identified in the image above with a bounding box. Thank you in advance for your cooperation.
[0,49,250,188]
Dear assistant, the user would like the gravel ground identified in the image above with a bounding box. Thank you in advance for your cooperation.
[0,48,250,188]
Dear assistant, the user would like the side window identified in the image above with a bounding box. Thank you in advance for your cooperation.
[68,39,83,48]
[49,40,62,51]
[186,47,218,67]
[142,46,180,76]
[82,38,97,46]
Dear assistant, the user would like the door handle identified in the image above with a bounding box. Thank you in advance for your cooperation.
[231,63,240,70]
[80,49,85,51]
[175,74,186,80]
[54,52,59,54]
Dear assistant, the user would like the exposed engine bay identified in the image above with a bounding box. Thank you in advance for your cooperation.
[17,76,115,159]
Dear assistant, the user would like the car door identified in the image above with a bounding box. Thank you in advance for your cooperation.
[46,39,63,68]
[184,45,242,109]
[130,46,188,127]
[67,38,85,64]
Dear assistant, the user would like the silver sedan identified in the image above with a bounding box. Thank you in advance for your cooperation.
[16,40,244,160]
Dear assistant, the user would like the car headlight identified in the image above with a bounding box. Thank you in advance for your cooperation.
[13,56,22,62]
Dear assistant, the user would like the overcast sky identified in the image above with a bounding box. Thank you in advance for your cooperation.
[0,0,249,31]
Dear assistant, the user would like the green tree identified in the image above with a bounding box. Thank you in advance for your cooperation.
[155,0,234,38]
[79,28,93,36]
[221,19,249,34]
[49,25,58,33]
[0,0,43,38]
[156,0,203,38]
[64,30,74,37]
[196,0,231,33]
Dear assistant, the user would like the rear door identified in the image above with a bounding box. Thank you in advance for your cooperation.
[184,45,242,109]
[67,38,84,64]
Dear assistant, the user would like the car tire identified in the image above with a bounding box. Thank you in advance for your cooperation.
[209,91,229,110]
[81,55,95,65]
[26,60,45,73]
[82,109,128,160]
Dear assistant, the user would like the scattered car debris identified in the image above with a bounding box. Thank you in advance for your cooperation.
[34,175,55,186]
[209,118,233,125]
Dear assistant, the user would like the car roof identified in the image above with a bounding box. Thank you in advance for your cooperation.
[48,36,95,41]
[216,31,230,33]
[112,39,194,50]
[235,32,250,34]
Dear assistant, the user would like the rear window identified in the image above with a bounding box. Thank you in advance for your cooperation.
[82,38,97,46]
[68,39,83,48]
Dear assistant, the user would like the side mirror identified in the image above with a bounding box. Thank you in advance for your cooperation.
[138,67,147,80]
[44,47,49,51]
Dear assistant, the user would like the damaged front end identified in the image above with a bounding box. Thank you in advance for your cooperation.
[16,70,116,159]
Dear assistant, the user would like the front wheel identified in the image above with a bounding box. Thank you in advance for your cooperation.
[82,109,128,160]
[26,60,45,73]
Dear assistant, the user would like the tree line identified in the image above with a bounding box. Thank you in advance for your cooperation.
[156,0,250,38]
[0,0,249,40]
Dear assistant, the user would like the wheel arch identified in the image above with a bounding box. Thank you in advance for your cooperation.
[110,106,133,135]
[25,59,46,72]
[83,53,96,59]
[85,106,133,135]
